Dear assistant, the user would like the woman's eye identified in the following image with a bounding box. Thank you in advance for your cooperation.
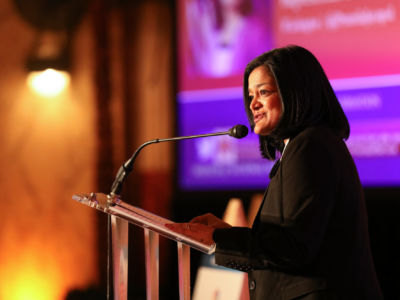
[260,89,269,96]
[249,95,254,101]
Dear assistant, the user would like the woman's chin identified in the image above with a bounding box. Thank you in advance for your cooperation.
[254,126,272,136]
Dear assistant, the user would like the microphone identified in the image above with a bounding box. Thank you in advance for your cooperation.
[110,124,248,196]
[228,124,248,139]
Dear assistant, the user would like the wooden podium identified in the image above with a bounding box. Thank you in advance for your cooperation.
[73,193,215,300]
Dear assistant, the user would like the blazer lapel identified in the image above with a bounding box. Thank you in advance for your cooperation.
[252,159,281,230]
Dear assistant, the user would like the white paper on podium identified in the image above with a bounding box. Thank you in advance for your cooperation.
[193,266,245,300]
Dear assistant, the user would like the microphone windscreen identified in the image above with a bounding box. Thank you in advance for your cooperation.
[229,125,248,139]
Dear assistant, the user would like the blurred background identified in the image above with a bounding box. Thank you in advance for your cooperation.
[0,0,399,299]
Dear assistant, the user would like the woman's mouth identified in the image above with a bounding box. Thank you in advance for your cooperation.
[254,113,265,124]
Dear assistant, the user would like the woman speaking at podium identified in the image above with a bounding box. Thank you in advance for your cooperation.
[167,45,382,299]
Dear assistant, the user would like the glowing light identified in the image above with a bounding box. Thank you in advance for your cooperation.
[8,272,56,300]
[0,258,61,300]
[27,69,70,97]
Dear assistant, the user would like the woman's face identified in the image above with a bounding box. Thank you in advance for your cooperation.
[248,66,283,136]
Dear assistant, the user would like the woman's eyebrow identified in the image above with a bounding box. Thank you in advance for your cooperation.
[255,82,270,88]
[249,82,272,91]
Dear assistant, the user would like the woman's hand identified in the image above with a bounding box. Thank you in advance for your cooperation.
[165,213,231,245]
[190,213,232,229]
[165,222,216,245]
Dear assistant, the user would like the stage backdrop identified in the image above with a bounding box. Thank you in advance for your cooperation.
[176,0,400,190]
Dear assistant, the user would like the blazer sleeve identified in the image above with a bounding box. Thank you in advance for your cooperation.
[213,129,340,271]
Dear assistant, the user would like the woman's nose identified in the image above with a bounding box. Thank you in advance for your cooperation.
[250,97,261,112]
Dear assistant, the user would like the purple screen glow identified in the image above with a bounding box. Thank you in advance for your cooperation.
[177,0,400,190]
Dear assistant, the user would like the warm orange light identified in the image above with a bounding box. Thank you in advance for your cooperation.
[0,250,62,300]
[0,240,65,300]
[27,68,70,97]
[7,270,56,300]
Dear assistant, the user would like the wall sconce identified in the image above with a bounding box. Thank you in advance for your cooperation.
[26,30,72,97]
[27,68,71,98]
[13,0,88,97]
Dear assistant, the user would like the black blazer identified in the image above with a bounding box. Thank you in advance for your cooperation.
[213,126,382,300]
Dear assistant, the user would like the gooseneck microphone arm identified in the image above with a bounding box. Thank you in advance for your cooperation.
[109,124,248,196]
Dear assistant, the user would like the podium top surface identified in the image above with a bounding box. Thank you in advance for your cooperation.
[73,193,216,254]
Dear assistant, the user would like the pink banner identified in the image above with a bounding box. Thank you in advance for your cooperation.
[273,0,400,79]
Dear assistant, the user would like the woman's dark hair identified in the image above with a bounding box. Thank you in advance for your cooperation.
[243,45,350,160]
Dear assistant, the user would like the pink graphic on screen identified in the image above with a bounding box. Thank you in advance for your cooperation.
[273,0,400,78]
[178,0,272,91]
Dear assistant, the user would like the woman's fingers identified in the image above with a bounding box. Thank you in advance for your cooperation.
[190,213,216,224]
[165,223,190,234]
[165,223,215,244]
[190,213,232,229]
